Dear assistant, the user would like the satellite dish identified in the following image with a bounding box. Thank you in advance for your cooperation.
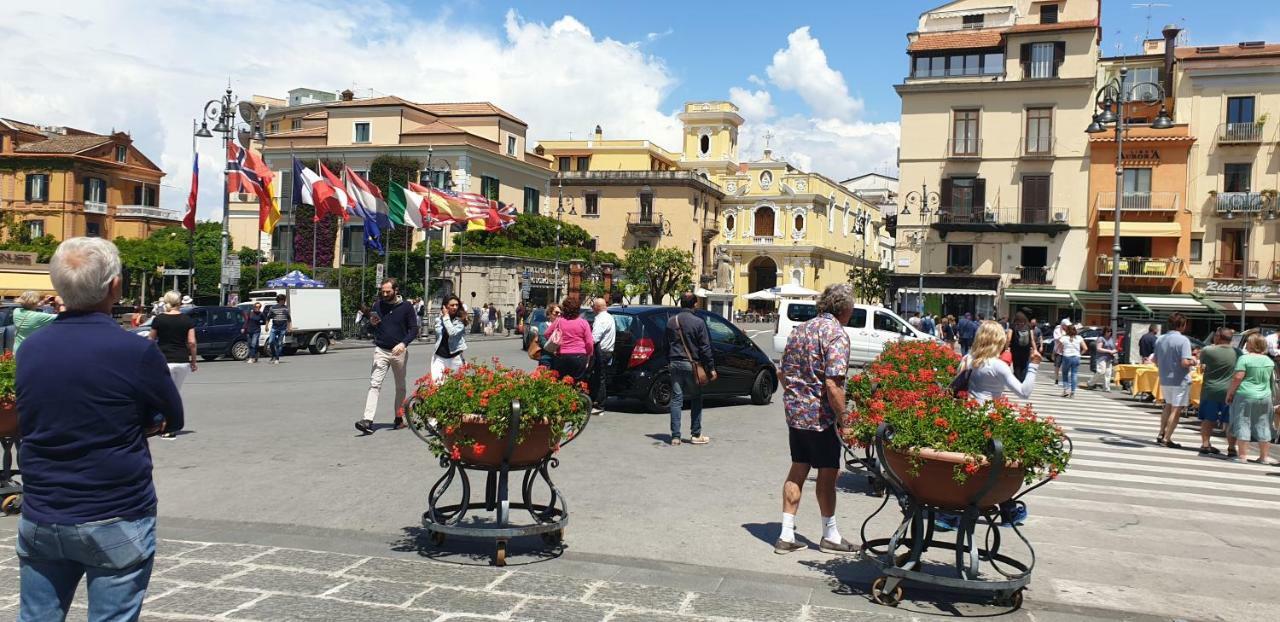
[237,101,260,124]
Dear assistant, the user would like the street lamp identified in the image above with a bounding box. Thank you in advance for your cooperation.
[194,85,267,305]
[899,186,940,314]
[1085,67,1174,342]
[553,174,576,303]
[1223,197,1277,330]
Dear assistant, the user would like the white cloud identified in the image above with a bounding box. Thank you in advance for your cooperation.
[747,74,766,87]
[728,87,776,122]
[765,27,863,121]
[645,28,674,43]
[0,3,682,220]
[739,116,899,183]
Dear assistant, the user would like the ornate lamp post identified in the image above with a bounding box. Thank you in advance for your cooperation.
[1085,67,1174,342]
[553,178,576,303]
[899,186,940,314]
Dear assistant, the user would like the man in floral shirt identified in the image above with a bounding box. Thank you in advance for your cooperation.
[774,283,856,555]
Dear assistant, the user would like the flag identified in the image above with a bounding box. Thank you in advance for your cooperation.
[457,191,495,231]
[318,163,352,221]
[427,187,470,223]
[227,143,280,234]
[183,153,197,231]
[292,158,345,222]
[386,181,408,227]
[342,166,386,254]
[399,182,430,229]
[497,201,517,229]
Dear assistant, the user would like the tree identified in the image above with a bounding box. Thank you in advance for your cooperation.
[848,265,892,306]
[367,155,421,254]
[454,214,591,250]
[621,247,693,305]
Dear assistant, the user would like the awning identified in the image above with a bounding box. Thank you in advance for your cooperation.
[898,287,998,297]
[1217,301,1280,313]
[1134,295,1206,310]
[1004,290,1074,302]
[1095,221,1183,237]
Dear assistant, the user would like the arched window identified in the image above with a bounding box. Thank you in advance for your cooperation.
[760,171,773,190]
[754,206,775,237]
[793,213,805,233]
[699,134,710,155]
[725,213,736,236]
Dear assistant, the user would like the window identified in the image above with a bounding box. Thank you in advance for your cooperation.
[291,118,302,131]
[705,316,737,345]
[943,177,984,217]
[480,176,500,201]
[523,187,539,215]
[639,192,653,220]
[506,135,517,156]
[638,241,651,249]
[25,174,48,202]
[353,122,371,143]
[952,109,980,154]
[1227,96,1256,124]
[754,206,775,237]
[1025,107,1052,153]
[1021,246,1048,267]
[724,212,735,234]
[116,145,127,163]
[557,157,571,172]
[1022,175,1051,223]
[86,222,101,237]
[585,193,599,216]
[1119,237,1152,257]
[948,54,982,76]
[1120,67,1161,102]
[84,177,107,203]
[132,185,158,206]
[1040,4,1059,24]
[1190,237,1203,262]
[576,156,590,171]
[422,168,451,190]
[1022,42,1064,79]
[962,14,984,29]
[1123,168,1153,194]
[947,244,973,270]
[272,224,296,262]
[342,226,365,265]
[846,308,868,328]
[787,303,817,322]
[915,53,1003,78]
[25,220,44,238]
[793,213,805,234]
[875,311,910,334]
[699,134,710,155]
[269,121,279,133]
[1224,163,1252,193]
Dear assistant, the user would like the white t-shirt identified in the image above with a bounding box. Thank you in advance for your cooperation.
[1267,332,1279,357]
[1058,335,1084,357]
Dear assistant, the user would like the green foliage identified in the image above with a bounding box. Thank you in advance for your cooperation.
[620,246,694,305]
[454,214,591,250]
[113,222,221,304]
[0,352,14,402]
[367,155,421,200]
[848,265,892,305]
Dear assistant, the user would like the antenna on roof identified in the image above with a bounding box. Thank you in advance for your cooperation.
[1132,3,1171,41]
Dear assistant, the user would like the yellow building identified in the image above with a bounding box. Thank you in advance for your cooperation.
[538,102,882,311]
[228,89,553,266]
[895,0,1100,320]
[0,118,176,242]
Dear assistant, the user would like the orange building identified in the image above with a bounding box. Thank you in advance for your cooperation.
[0,118,177,242]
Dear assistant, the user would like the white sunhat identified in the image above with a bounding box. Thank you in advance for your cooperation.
[181,295,193,305]
[1060,318,1071,325]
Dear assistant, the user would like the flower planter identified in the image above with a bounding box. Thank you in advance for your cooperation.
[0,401,16,439]
[882,446,1024,510]
[447,414,553,468]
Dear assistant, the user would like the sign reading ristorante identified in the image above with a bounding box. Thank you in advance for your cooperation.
[1203,280,1275,295]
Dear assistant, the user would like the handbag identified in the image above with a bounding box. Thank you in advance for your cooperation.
[543,327,562,357]
[675,315,710,386]
[526,327,544,360]
[949,357,973,397]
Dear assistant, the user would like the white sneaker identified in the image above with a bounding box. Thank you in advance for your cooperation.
[591,407,604,416]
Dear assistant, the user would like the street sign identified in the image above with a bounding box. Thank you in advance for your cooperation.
[375,263,385,285]
[221,258,241,283]
[523,270,532,279]
[163,268,193,276]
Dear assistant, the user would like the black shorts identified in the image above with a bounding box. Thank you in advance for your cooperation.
[788,425,841,469]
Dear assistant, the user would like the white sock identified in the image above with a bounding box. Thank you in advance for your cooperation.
[822,515,842,543]
[779,513,796,542]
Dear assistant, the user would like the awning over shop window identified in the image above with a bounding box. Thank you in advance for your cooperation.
[1070,291,1224,320]
[897,287,998,297]
[1095,221,1183,237]
[1004,290,1074,302]
[1217,301,1280,314]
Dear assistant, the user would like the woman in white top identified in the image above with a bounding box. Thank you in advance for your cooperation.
[961,320,1042,403]
[1057,324,1085,398]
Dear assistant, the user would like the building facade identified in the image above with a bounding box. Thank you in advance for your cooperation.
[895,0,1100,321]
[0,118,176,242]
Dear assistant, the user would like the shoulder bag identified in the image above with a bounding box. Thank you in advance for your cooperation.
[543,322,562,357]
[675,315,710,386]
[949,356,973,397]
[526,326,544,360]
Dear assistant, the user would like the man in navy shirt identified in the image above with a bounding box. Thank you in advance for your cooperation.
[16,237,183,621]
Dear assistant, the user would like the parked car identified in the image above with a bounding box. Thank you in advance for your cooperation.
[519,307,596,351]
[134,305,252,361]
[604,306,777,413]
[772,299,937,365]
[0,302,22,351]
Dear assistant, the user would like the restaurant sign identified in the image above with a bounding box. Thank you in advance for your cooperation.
[0,251,38,267]
[1203,280,1275,295]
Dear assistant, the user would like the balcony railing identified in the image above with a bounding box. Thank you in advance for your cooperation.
[751,236,775,245]
[1016,266,1050,284]
[1096,256,1178,278]
[116,205,181,220]
[1095,191,1180,212]
[947,137,982,158]
[701,224,718,241]
[1212,260,1260,279]
[946,264,973,274]
[558,170,722,193]
[1215,192,1268,213]
[83,201,108,215]
[935,206,1067,226]
[1019,136,1055,158]
[626,211,663,235]
[1217,122,1264,144]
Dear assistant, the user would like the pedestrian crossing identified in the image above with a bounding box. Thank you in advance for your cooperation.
[999,370,1280,621]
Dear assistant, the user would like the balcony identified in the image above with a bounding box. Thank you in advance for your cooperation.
[1212,260,1260,280]
[557,170,723,195]
[751,236,775,245]
[1217,122,1265,145]
[1096,256,1179,279]
[947,138,982,159]
[946,264,973,275]
[626,211,663,236]
[83,201,108,215]
[931,206,1069,239]
[1095,191,1180,212]
[116,205,181,220]
[1015,266,1050,285]
[1214,192,1268,214]
[1019,136,1055,159]
[701,224,718,242]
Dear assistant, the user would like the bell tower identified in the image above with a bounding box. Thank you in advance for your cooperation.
[678,102,744,167]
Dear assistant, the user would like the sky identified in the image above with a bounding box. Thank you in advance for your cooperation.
[2,0,1278,221]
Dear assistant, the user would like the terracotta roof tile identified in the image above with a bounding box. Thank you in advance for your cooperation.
[401,121,467,136]
[1005,19,1098,34]
[326,95,411,108]
[301,111,327,120]
[14,134,111,154]
[1,118,43,134]
[907,30,1003,52]
[269,126,326,138]
[1177,43,1280,60]
[417,102,526,125]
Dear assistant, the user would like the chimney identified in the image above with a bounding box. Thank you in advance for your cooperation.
[1162,24,1181,112]
[340,89,354,102]
[593,125,602,141]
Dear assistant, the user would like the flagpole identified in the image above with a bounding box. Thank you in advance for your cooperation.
[402,173,409,287]
[424,146,433,309]
[310,154,318,275]
[189,120,197,301]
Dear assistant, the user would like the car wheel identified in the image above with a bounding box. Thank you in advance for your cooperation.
[230,340,250,361]
[644,372,673,413]
[201,355,219,362]
[750,369,775,405]
[308,335,330,355]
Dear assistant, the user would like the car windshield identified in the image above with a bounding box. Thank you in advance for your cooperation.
[786,304,817,322]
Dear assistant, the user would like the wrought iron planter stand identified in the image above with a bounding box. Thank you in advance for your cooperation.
[0,437,20,515]
[408,398,588,566]
[856,424,1067,610]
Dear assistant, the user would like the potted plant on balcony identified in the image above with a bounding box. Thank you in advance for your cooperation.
[0,352,16,438]
[845,341,1070,509]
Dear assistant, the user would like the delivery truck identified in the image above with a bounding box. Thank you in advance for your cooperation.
[241,288,341,355]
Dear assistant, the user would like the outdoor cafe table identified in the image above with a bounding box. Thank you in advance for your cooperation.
[1112,364,1150,386]
[1130,367,1203,406]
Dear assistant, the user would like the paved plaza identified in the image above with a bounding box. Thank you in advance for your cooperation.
[2,335,1277,621]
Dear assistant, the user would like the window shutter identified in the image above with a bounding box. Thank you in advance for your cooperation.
[940,178,954,209]
[974,178,987,208]
[83,178,92,201]
[133,186,142,205]
[25,175,33,202]
[1052,42,1066,76]
[1019,43,1032,78]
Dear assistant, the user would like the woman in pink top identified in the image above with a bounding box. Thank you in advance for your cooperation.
[547,297,594,383]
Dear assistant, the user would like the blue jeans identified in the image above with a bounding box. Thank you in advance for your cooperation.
[246,330,260,361]
[669,361,703,440]
[267,326,287,360]
[17,515,156,622]
[1060,355,1080,394]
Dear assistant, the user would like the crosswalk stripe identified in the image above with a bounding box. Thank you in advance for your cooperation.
[1058,469,1280,497]
[1066,456,1274,479]
[1041,481,1280,511]
[1027,496,1280,528]
[1067,448,1264,474]
[1049,578,1276,622]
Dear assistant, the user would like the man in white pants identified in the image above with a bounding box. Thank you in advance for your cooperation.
[431,295,469,383]
[355,279,418,435]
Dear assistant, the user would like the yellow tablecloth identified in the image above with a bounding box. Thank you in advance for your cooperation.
[1113,364,1152,385]
[1131,367,1202,405]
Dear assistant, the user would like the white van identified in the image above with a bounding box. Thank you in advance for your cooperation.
[773,299,938,365]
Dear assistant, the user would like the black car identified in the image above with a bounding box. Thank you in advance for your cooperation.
[604,306,777,412]
[135,305,251,361]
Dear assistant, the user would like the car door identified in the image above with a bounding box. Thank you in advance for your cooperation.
[212,308,241,353]
[870,310,913,358]
[701,313,752,393]
[188,308,210,354]
[843,307,872,365]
